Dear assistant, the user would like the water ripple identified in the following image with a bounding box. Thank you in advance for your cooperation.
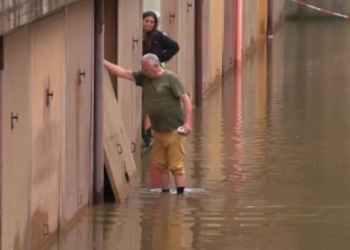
[48,21,350,250]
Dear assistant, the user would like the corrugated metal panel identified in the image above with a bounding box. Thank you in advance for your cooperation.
[0,0,80,35]
[161,0,179,74]
[31,10,64,250]
[223,0,235,74]
[63,0,93,228]
[2,26,31,250]
[117,0,142,164]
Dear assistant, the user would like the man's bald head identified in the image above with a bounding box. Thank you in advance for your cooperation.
[141,53,164,78]
[141,53,160,66]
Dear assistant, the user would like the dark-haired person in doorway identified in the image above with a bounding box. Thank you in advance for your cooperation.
[104,53,192,194]
[141,10,180,149]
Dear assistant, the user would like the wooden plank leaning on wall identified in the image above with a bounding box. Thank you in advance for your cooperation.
[104,69,138,202]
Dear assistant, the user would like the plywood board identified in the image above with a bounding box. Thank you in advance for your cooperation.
[103,69,138,202]
[2,26,31,250]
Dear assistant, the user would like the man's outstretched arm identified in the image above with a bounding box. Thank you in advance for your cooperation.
[104,60,135,82]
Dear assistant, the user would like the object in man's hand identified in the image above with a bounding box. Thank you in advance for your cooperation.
[177,126,187,136]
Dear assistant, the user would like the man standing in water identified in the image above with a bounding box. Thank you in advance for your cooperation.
[104,54,192,194]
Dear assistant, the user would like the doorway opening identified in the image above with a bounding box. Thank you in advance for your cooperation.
[103,0,118,203]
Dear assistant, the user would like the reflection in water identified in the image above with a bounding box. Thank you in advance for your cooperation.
[48,21,350,250]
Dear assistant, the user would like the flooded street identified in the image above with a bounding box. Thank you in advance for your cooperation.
[49,21,350,250]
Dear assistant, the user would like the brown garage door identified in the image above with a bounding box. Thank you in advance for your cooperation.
[31,11,64,250]
[117,0,143,164]
[223,0,235,74]
[2,26,32,250]
[63,0,94,228]
[161,0,180,74]
[130,0,143,167]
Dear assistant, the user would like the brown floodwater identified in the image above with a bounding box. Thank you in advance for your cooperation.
[47,21,350,250]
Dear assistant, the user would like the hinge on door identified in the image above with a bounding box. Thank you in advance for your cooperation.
[187,2,193,13]
[43,224,49,236]
[77,229,82,240]
[46,89,54,106]
[77,194,82,206]
[132,37,138,50]
[117,144,123,154]
[11,112,18,130]
[79,70,86,84]
[170,13,175,23]
[123,160,130,183]
[131,142,136,153]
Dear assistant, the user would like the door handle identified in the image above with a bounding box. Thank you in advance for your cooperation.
[11,112,18,130]
[132,37,138,50]
[46,89,54,106]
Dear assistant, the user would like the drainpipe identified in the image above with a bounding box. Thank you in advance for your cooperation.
[194,0,203,106]
[267,0,274,38]
[93,0,104,205]
[0,37,3,213]
[234,0,243,69]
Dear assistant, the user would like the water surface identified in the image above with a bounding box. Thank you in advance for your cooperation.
[48,21,350,250]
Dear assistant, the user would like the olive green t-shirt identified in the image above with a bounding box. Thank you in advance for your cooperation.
[132,70,186,132]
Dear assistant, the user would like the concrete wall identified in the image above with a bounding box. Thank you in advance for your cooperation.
[0,0,81,35]
[285,0,350,18]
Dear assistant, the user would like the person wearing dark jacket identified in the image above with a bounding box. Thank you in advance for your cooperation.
[142,10,179,64]
[142,10,180,149]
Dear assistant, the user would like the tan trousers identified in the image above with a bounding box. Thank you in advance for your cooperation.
[153,130,186,175]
